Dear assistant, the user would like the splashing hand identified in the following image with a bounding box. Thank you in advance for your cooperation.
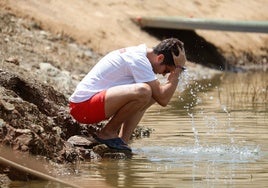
[172,44,186,70]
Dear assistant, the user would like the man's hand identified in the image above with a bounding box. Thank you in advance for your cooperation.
[172,44,186,70]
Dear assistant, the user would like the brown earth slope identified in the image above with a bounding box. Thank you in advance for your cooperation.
[1,0,268,57]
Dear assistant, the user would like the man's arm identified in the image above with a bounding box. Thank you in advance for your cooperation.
[146,68,182,106]
[147,44,186,106]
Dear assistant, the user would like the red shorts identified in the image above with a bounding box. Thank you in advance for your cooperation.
[69,90,106,124]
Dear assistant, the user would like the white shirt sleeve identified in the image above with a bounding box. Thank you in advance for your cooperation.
[127,54,157,83]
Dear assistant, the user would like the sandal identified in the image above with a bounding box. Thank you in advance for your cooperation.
[94,135,132,152]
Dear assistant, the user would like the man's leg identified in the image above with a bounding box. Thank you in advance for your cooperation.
[97,83,152,142]
[119,98,155,143]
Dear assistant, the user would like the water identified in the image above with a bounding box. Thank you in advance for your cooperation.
[9,71,268,188]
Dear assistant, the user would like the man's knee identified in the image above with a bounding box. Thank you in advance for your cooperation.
[135,83,152,103]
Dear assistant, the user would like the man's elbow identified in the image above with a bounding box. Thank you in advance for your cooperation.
[157,98,169,107]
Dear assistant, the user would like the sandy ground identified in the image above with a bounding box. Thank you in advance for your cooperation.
[1,0,268,56]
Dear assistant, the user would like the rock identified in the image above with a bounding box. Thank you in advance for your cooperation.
[67,135,97,148]
[103,152,129,159]
[131,125,154,139]
[0,99,15,111]
[0,174,11,188]
[14,133,32,151]
[5,57,19,65]
[92,144,132,159]
[92,144,110,156]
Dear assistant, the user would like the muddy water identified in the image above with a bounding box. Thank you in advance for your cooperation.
[10,71,268,188]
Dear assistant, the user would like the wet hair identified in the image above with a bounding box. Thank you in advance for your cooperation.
[153,38,184,66]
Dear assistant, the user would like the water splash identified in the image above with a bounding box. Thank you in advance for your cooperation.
[178,69,192,93]
[135,144,260,164]
[188,113,200,146]
[220,104,235,144]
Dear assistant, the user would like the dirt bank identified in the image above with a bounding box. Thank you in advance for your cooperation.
[0,9,145,183]
[1,0,268,67]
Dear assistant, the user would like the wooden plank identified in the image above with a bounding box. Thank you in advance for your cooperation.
[132,16,268,33]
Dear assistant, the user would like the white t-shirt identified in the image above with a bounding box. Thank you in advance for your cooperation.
[69,44,157,103]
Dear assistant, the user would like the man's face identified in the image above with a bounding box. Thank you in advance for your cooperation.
[153,54,176,76]
[160,64,176,76]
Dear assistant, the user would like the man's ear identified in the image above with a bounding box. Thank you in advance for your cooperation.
[158,54,164,63]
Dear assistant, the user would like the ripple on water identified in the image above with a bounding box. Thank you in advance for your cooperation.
[134,144,260,164]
